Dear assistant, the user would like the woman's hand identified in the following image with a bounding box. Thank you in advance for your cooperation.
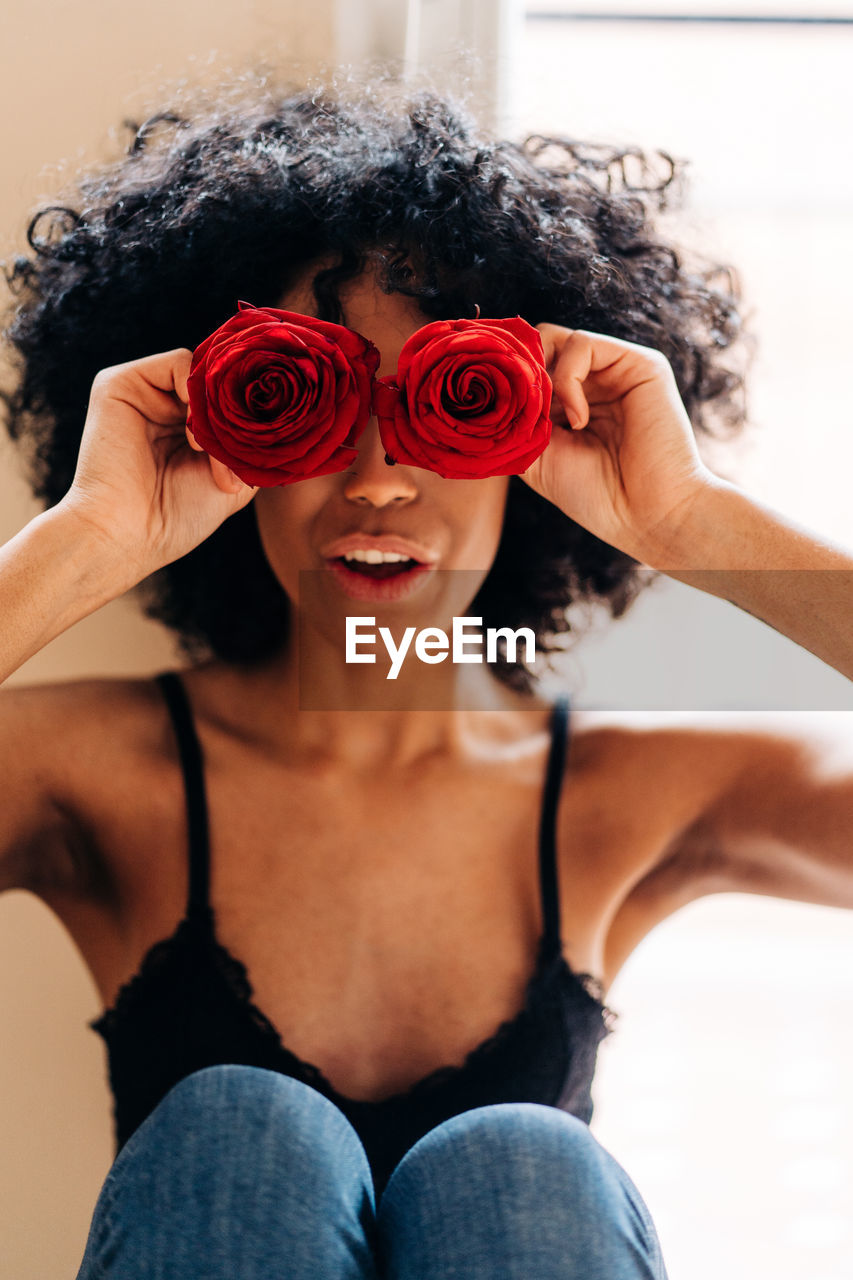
[58,348,258,586]
[521,326,719,564]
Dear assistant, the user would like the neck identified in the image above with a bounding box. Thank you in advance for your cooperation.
[226,617,541,769]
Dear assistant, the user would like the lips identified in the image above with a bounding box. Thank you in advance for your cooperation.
[336,555,418,578]
[320,533,438,565]
[325,556,434,602]
[320,534,439,602]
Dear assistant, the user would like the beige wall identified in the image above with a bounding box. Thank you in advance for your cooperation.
[0,8,517,1272]
[0,6,337,1276]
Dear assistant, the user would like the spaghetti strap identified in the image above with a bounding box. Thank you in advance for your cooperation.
[538,694,570,959]
[94,679,612,1183]
[155,671,211,919]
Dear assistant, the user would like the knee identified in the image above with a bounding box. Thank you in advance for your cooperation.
[379,1106,664,1278]
[382,1103,646,1233]
[82,1068,379,1275]
[387,1103,607,1201]
[152,1064,332,1137]
[124,1065,372,1193]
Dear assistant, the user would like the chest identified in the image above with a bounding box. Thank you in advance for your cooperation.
[73,728,671,1100]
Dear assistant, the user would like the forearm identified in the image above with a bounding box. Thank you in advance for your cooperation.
[0,504,135,685]
[644,479,853,680]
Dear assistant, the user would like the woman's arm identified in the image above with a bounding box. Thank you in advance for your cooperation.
[0,348,256,892]
[523,326,853,680]
[644,480,853,680]
[0,348,255,686]
[576,714,853,987]
[699,716,853,910]
[0,505,136,685]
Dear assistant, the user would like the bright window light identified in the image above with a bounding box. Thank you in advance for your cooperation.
[518,13,853,1278]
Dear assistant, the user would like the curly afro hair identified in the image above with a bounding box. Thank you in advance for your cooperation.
[1,74,746,688]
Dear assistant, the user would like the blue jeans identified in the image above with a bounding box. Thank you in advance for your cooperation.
[76,1065,668,1279]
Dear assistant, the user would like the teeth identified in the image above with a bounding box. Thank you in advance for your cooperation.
[343,549,410,564]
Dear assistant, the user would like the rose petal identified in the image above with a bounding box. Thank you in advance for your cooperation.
[186,305,378,485]
[385,315,552,477]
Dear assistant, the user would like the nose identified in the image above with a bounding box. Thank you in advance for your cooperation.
[342,420,419,507]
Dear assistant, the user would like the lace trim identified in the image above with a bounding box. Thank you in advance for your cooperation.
[91,904,616,1109]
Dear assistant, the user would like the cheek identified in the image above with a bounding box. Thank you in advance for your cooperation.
[450,479,509,562]
[252,486,324,595]
[435,480,508,617]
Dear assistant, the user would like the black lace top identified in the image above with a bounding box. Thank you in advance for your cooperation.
[90,672,615,1195]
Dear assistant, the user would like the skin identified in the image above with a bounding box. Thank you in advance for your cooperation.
[1,269,852,1103]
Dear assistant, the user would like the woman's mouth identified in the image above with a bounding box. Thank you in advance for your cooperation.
[337,549,420,578]
[324,549,436,602]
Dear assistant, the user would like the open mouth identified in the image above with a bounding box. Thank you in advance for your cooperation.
[324,551,435,602]
[332,555,421,579]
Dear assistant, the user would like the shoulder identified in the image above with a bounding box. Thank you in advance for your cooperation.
[0,673,171,767]
[563,707,852,835]
[0,673,177,897]
[558,708,853,986]
[557,709,747,870]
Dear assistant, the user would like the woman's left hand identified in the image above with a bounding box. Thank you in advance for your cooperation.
[521,325,719,564]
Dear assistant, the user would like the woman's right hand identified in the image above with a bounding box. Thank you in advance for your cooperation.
[58,347,257,586]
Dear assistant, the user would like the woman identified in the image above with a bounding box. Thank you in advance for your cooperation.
[1,79,851,1279]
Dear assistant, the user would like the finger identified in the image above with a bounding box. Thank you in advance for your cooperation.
[536,327,593,430]
[538,324,656,371]
[126,347,194,404]
[519,415,597,499]
[186,428,255,495]
[92,349,195,425]
[170,350,192,407]
[538,324,673,396]
[208,454,257,497]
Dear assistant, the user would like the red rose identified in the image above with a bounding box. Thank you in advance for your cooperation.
[186,303,379,487]
[372,317,552,479]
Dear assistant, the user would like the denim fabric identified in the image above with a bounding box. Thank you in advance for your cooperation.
[76,1065,668,1279]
